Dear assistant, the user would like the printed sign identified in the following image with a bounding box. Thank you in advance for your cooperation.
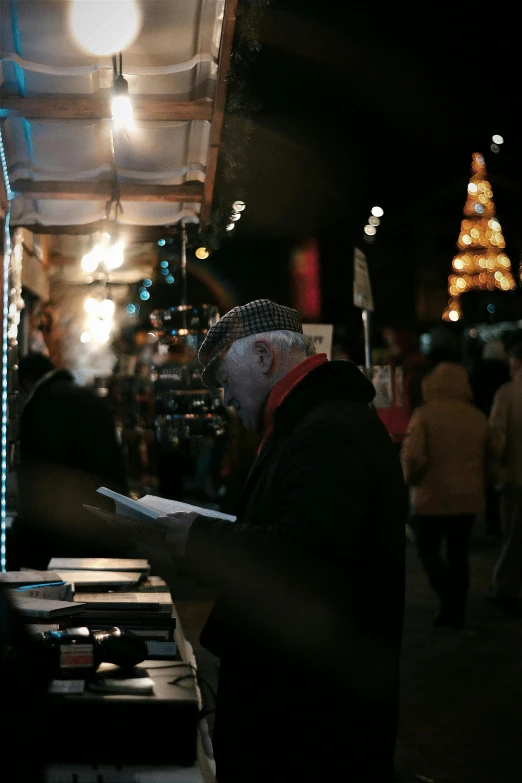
[302,324,334,359]
[353,247,374,312]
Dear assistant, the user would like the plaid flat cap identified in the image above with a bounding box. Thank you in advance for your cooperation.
[198,298,303,386]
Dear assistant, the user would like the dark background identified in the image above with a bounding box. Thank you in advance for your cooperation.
[203,2,522,342]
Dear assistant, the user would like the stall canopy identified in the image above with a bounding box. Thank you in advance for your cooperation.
[0,0,237,256]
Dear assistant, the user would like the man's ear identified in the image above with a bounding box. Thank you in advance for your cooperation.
[253,339,274,375]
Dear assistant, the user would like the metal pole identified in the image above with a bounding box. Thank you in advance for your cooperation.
[362,308,372,371]
[180,221,188,335]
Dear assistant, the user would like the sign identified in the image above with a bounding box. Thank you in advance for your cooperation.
[302,323,333,359]
[353,247,374,312]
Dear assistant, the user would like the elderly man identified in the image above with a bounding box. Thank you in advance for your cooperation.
[133,300,405,781]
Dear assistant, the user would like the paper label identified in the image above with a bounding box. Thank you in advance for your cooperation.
[146,640,177,656]
[353,247,374,311]
[49,679,85,694]
[60,643,94,669]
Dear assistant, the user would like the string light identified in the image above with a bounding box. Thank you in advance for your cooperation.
[363,205,384,243]
[81,235,125,274]
[224,200,246,236]
[443,152,516,322]
[0,126,13,571]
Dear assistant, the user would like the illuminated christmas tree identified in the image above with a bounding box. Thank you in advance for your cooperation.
[442,151,516,322]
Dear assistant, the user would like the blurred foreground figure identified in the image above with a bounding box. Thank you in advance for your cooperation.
[7,352,129,570]
[140,300,406,782]
[488,338,522,615]
[0,585,50,781]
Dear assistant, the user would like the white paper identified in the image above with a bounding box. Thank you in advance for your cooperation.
[97,487,236,524]
[138,494,236,523]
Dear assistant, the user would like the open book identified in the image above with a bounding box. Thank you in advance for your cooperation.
[94,487,236,524]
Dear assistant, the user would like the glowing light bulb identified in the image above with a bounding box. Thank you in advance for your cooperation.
[492,134,504,144]
[104,240,125,269]
[112,77,134,131]
[449,310,459,322]
[99,299,115,318]
[84,297,100,314]
[69,0,142,56]
[364,225,376,235]
[195,247,210,260]
[81,250,100,273]
[371,206,384,217]
[232,200,246,212]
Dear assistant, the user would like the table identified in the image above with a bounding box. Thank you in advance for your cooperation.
[44,608,216,783]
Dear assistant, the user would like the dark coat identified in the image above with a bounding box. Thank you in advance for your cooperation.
[185,360,406,782]
[8,369,129,570]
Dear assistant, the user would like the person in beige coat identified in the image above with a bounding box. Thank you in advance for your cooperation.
[401,362,497,629]
[488,338,522,614]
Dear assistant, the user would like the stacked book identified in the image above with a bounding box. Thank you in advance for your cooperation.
[0,569,87,630]
[46,558,178,659]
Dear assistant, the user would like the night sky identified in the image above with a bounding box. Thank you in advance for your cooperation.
[207,2,522,346]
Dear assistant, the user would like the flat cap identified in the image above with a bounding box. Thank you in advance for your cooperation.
[198,298,303,386]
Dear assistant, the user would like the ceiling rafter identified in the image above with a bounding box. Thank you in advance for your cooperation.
[12,180,204,203]
[0,96,214,122]
[200,0,239,228]
[12,222,181,241]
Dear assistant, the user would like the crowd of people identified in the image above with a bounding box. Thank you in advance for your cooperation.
[4,301,522,781]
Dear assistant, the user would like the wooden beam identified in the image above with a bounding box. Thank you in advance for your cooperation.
[39,234,50,267]
[200,0,239,227]
[11,223,181,241]
[0,96,214,122]
[12,180,204,203]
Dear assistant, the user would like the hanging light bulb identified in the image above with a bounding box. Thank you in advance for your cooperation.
[69,0,142,57]
[112,75,134,130]
[232,200,246,212]
[84,297,100,314]
[104,240,125,269]
[81,251,98,273]
[99,298,116,319]
[195,247,210,260]
[81,242,105,273]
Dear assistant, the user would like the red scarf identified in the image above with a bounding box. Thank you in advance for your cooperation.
[258,353,328,453]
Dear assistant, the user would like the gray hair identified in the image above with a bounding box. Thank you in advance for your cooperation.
[226,329,316,362]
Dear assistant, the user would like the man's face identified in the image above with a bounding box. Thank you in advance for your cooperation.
[216,343,272,431]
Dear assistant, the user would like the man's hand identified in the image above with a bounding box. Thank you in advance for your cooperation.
[156,511,199,557]
[99,510,198,556]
